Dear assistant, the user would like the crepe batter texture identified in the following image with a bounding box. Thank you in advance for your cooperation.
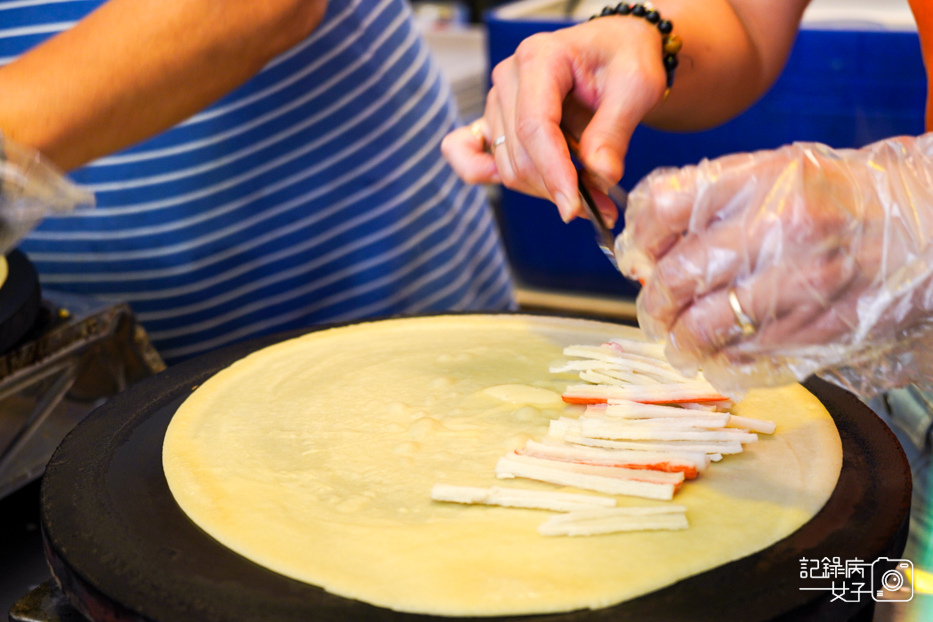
[162,315,843,616]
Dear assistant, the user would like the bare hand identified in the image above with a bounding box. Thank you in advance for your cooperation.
[441,16,668,226]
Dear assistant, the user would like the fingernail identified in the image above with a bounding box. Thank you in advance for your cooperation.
[554,192,576,223]
[602,208,617,229]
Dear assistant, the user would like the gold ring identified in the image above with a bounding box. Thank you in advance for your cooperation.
[728,288,757,337]
[470,121,488,152]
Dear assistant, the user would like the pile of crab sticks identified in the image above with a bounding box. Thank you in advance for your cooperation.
[431,337,775,537]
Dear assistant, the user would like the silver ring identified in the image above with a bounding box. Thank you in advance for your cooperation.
[492,135,506,153]
[728,288,757,337]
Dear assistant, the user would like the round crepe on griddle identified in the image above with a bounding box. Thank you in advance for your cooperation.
[163,315,842,616]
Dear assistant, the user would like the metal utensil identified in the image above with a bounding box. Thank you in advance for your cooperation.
[565,135,627,270]
[576,178,620,269]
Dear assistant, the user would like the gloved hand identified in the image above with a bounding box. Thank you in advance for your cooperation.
[616,133,933,399]
[0,132,94,255]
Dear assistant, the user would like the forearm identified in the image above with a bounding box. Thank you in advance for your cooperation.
[642,0,810,131]
[0,0,326,171]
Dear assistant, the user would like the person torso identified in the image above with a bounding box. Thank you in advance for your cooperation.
[0,0,514,363]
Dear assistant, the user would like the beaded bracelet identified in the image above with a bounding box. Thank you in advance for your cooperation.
[589,3,682,92]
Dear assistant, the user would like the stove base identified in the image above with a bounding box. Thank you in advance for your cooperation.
[9,581,87,622]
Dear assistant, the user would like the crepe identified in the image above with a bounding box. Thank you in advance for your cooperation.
[163,314,842,616]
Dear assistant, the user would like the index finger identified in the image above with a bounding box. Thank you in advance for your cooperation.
[511,36,582,220]
[623,151,779,266]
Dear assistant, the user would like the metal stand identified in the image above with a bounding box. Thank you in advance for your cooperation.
[0,290,164,499]
[9,581,86,622]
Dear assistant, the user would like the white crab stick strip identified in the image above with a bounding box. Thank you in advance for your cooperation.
[681,401,734,412]
[505,452,684,484]
[580,418,758,443]
[604,341,717,387]
[550,359,637,374]
[727,414,777,434]
[539,506,689,536]
[549,363,659,386]
[600,400,728,420]
[553,434,728,462]
[603,401,773,435]
[562,435,733,460]
[579,369,660,386]
[588,414,731,429]
[430,484,616,512]
[563,382,728,405]
[521,439,709,474]
[606,338,667,360]
[544,505,688,523]
[562,346,688,383]
[496,454,677,500]
[548,418,744,455]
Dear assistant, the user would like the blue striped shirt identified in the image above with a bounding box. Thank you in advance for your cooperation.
[3,0,515,363]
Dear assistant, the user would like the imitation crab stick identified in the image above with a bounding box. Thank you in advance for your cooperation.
[559,346,689,384]
[551,360,663,386]
[606,338,667,358]
[727,414,777,434]
[496,454,678,500]
[430,484,616,512]
[504,452,685,485]
[556,436,731,460]
[548,418,744,455]
[579,369,660,386]
[562,381,729,405]
[681,401,734,412]
[538,506,689,536]
[598,402,775,435]
[580,418,758,444]
[605,338,667,360]
[588,414,731,429]
[598,400,730,419]
[518,440,704,479]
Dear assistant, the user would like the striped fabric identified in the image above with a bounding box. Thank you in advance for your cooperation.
[2,0,515,363]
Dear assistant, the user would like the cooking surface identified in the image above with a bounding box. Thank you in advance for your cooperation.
[36,321,911,622]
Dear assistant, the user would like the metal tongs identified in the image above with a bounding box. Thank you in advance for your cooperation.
[565,135,627,270]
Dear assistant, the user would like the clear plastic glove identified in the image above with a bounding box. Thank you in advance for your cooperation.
[0,133,94,255]
[616,133,933,399]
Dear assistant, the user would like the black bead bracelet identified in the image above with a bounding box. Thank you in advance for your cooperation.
[589,3,682,91]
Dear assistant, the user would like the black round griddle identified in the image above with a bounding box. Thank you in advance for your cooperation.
[40,319,911,622]
[0,249,41,353]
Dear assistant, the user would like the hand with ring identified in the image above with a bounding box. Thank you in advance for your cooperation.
[617,134,933,399]
[440,118,502,186]
[441,15,672,227]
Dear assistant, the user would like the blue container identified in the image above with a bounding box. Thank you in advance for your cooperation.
[486,9,926,298]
